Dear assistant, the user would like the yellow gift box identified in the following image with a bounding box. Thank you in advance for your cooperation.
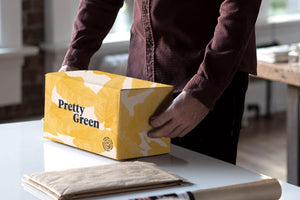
[43,70,173,160]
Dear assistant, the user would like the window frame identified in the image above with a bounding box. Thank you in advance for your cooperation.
[0,0,38,106]
[0,0,22,48]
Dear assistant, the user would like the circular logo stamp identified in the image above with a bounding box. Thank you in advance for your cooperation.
[102,137,113,151]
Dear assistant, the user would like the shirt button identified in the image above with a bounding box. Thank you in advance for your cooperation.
[143,7,148,14]
[146,41,153,48]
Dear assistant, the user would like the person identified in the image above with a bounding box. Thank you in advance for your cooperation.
[60,0,262,164]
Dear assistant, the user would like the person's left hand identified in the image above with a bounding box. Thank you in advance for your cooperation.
[148,91,209,138]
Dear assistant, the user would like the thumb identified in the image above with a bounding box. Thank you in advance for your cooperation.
[150,106,173,128]
[59,65,79,72]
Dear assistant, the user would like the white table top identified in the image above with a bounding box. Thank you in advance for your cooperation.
[1,120,300,199]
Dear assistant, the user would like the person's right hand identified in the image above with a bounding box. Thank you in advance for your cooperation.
[58,65,80,72]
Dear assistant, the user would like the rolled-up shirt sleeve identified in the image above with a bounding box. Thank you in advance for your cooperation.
[62,0,124,69]
[183,0,261,110]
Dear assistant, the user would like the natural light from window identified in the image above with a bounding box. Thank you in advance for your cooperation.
[110,0,133,34]
[103,0,133,43]
[0,1,2,47]
[269,0,300,23]
[270,0,300,16]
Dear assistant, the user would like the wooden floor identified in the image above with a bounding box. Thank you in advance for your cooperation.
[237,112,287,181]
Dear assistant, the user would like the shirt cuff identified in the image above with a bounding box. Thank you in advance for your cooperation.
[183,73,224,110]
[62,48,95,70]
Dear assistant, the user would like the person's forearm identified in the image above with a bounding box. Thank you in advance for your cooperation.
[184,0,261,110]
[62,0,124,69]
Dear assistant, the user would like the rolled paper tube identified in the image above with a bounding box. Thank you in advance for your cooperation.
[192,178,281,200]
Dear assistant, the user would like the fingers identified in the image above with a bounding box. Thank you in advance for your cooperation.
[149,118,196,138]
[148,91,209,139]
[177,126,193,138]
[148,119,178,138]
[148,102,178,138]
[170,125,188,138]
[148,122,195,139]
[148,107,191,138]
[58,65,67,72]
[59,65,80,72]
[150,107,173,128]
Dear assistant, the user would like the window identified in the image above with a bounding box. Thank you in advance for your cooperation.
[0,0,38,106]
[0,1,1,46]
[256,0,300,47]
[110,0,133,35]
[270,0,300,16]
[103,0,133,43]
[0,0,22,48]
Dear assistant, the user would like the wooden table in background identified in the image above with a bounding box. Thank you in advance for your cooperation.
[255,61,300,186]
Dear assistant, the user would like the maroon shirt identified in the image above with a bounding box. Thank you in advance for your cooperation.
[63,0,261,109]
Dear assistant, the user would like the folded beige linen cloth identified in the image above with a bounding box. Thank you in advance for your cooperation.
[22,161,184,200]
